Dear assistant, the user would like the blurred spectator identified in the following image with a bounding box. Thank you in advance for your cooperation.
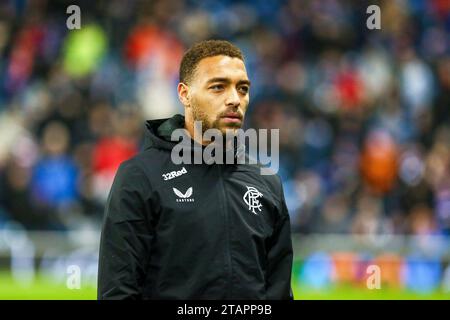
[360,129,398,195]
[91,106,140,202]
[30,121,79,225]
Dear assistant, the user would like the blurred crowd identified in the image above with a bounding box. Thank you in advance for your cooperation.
[0,0,449,237]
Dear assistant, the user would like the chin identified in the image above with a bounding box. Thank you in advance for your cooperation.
[220,126,241,135]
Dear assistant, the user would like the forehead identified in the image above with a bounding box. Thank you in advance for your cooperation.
[193,55,248,83]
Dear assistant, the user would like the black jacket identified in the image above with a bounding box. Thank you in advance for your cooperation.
[97,114,294,300]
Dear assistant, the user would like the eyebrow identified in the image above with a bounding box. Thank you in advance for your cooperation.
[206,77,251,86]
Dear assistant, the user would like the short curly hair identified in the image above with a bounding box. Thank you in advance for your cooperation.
[179,39,245,84]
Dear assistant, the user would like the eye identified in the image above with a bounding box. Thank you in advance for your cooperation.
[209,84,224,91]
[238,86,249,94]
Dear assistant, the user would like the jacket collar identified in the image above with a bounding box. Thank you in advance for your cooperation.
[143,114,245,161]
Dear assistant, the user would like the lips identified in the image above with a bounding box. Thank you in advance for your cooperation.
[221,113,242,124]
[221,113,242,120]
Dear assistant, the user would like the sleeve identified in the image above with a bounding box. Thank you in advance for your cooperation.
[97,162,154,300]
[265,178,294,300]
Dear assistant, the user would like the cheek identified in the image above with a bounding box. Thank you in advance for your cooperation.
[241,97,250,112]
[193,95,219,120]
[201,96,222,115]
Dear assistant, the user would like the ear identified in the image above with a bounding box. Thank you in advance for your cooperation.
[177,82,190,108]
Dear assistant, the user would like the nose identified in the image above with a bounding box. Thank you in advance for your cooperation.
[225,88,241,109]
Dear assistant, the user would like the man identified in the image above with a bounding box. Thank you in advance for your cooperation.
[97,40,294,300]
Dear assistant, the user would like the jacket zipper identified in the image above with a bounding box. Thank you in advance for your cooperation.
[218,164,233,299]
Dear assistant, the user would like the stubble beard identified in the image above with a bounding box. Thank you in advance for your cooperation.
[191,102,242,137]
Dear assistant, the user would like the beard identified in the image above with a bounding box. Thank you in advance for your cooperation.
[191,102,243,136]
[191,103,215,134]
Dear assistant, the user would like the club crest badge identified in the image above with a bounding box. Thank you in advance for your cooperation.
[243,186,263,215]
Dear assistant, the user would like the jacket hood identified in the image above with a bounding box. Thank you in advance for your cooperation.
[143,114,245,160]
[143,114,186,151]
